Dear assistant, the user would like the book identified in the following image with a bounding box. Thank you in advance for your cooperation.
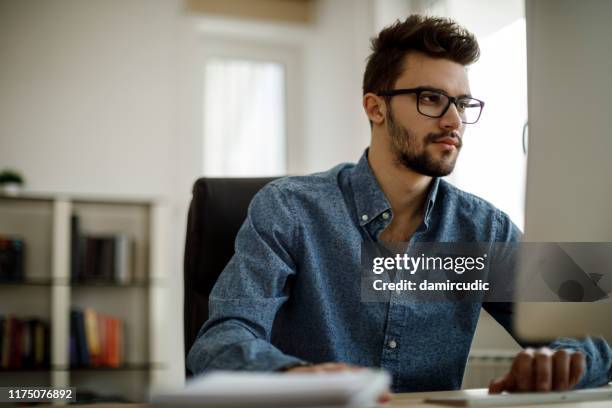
[99,238,113,281]
[0,316,49,369]
[84,308,101,366]
[97,312,107,366]
[22,320,31,367]
[108,316,122,368]
[0,317,3,368]
[69,308,123,368]
[1,317,10,368]
[70,310,90,367]
[115,235,131,285]
[12,318,23,369]
[0,236,25,282]
[7,317,18,369]
[72,229,132,284]
[69,333,77,367]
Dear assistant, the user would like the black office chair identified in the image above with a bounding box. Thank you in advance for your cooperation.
[183,177,277,376]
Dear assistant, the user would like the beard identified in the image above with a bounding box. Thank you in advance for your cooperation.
[386,109,462,177]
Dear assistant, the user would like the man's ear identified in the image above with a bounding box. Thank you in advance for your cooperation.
[363,93,387,126]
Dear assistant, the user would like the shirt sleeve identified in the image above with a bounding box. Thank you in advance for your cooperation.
[186,182,309,374]
[484,211,612,389]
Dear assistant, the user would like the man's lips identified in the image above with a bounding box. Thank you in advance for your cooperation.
[432,136,460,147]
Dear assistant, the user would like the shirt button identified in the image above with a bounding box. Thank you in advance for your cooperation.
[361,214,369,221]
[382,212,390,220]
[388,339,397,349]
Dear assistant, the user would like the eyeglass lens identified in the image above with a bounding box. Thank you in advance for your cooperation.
[417,91,482,124]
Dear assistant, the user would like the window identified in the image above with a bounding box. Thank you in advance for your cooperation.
[202,57,286,177]
[449,18,528,228]
[415,0,528,228]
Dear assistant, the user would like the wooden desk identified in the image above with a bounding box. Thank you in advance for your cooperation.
[39,387,612,407]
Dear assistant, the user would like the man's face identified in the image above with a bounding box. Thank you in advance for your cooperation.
[385,52,470,177]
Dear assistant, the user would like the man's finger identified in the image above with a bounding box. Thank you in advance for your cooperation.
[513,349,534,391]
[377,390,392,404]
[287,362,367,374]
[488,373,515,394]
[318,363,353,372]
[534,349,553,392]
[488,377,505,394]
[552,349,571,391]
[568,352,586,388]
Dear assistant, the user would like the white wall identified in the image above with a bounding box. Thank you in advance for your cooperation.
[373,0,411,32]
[0,0,181,198]
[299,0,373,171]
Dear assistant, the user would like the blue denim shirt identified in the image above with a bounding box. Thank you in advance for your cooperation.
[187,151,611,392]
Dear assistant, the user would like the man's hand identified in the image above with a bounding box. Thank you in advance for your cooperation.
[489,348,586,393]
[285,363,392,403]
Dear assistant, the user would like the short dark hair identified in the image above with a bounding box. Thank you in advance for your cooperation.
[363,15,480,96]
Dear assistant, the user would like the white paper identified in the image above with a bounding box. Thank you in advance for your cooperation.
[152,369,391,407]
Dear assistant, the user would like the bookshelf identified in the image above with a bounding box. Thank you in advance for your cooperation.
[0,192,169,403]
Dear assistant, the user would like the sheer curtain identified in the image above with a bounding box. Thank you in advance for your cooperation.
[450,19,528,228]
[417,0,528,228]
[203,57,286,177]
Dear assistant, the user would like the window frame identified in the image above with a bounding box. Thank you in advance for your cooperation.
[199,35,303,176]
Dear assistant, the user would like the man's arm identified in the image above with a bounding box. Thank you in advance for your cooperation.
[484,211,612,391]
[186,182,308,374]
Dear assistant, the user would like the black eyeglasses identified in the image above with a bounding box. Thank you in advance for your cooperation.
[378,87,485,124]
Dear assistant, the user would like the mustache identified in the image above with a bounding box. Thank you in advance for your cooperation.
[426,131,462,148]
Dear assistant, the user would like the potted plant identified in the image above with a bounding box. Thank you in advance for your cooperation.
[0,169,25,196]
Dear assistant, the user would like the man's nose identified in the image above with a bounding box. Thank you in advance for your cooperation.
[439,103,463,130]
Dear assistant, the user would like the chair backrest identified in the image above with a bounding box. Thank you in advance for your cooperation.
[183,177,277,374]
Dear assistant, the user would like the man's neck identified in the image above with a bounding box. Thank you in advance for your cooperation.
[368,144,432,222]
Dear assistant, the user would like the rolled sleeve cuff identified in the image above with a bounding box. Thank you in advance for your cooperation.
[550,336,612,389]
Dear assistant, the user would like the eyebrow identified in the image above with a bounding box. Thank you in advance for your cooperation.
[417,85,472,99]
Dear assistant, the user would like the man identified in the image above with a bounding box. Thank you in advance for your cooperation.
[187,15,611,394]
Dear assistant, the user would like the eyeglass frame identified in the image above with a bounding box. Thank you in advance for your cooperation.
[377,87,485,124]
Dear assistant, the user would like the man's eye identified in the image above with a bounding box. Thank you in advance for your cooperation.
[457,100,480,111]
[457,101,469,111]
[420,93,443,104]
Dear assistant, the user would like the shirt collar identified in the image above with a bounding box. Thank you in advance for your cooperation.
[350,149,441,227]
